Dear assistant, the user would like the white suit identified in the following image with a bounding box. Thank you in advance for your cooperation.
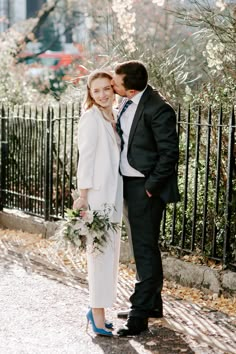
[77,105,123,307]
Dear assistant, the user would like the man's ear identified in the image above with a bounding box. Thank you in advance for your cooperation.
[127,89,138,98]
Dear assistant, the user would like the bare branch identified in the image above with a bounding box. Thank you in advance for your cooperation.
[12,0,61,55]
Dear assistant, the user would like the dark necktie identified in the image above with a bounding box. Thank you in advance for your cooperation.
[116,99,132,150]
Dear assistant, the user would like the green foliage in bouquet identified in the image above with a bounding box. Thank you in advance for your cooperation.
[56,204,120,255]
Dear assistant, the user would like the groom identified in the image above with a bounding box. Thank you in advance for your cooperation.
[112,61,179,336]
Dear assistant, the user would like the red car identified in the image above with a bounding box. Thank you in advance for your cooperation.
[22,51,89,82]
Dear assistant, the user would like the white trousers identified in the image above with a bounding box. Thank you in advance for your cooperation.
[87,228,121,308]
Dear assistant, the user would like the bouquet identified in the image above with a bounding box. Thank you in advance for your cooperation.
[56,203,120,255]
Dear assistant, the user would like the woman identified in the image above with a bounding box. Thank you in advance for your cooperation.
[73,70,123,336]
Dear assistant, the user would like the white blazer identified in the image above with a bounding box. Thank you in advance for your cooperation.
[77,105,123,222]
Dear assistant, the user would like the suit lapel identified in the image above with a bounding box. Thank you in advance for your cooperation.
[128,85,152,148]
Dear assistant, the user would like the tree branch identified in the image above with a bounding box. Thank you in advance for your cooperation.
[13,0,61,56]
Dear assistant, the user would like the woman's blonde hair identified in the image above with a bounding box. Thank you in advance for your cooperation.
[83,69,113,111]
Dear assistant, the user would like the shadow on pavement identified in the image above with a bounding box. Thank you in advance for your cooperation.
[91,325,195,354]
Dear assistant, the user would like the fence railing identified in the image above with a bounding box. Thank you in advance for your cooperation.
[0,104,80,219]
[0,103,235,268]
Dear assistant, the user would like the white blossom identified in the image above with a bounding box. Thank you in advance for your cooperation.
[183,85,192,102]
[152,0,185,5]
[78,223,89,236]
[112,0,136,53]
[204,39,226,70]
[81,210,94,224]
[215,0,227,12]
[152,0,165,6]
[185,85,192,95]
[55,204,118,255]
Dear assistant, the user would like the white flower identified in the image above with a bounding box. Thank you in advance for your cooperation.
[183,95,192,103]
[215,0,226,11]
[152,0,165,6]
[185,85,192,96]
[55,204,119,255]
[78,223,89,236]
[183,86,192,103]
[81,210,94,224]
[205,39,226,70]
[112,0,136,52]
[216,64,223,70]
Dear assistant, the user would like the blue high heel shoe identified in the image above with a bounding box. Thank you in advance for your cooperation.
[87,307,113,330]
[105,320,113,330]
[86,309,113,336]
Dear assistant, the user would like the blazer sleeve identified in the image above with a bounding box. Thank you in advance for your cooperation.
[77,111,98,189]
[144,104,179,194]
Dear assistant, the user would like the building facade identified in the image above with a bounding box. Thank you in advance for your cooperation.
[0,0,47,32]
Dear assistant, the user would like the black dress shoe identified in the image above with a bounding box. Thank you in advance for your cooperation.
[117,309,130,319]
[117,309,163,319]
[117,317,148,337]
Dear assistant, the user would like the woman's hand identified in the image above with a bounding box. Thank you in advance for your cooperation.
[73,197,89,210]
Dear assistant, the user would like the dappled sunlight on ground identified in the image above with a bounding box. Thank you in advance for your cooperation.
[1,228,236,353]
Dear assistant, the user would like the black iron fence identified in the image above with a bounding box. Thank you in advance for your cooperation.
[0,104,235,268]
[0,104,80,220]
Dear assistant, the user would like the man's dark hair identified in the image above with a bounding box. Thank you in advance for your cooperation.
[115,60,148,91]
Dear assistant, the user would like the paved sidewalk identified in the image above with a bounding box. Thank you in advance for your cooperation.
[0,247,236,354]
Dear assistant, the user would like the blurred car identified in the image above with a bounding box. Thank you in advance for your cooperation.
[21,51,89,83]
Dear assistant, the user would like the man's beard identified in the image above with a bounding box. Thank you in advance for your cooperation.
[114,90,126,97]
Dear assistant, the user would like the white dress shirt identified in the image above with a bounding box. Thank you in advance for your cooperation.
[120,88,146,177]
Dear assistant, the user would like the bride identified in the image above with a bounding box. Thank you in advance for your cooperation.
[73,69,123,336]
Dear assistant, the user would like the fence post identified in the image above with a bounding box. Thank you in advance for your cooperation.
[44,107,51,221]
[223,106,235,265]
[0,105,7,211]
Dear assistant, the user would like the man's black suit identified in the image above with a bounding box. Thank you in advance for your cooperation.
[123,84,179,319]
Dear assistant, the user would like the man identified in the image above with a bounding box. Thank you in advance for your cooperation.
[112,61,179,336]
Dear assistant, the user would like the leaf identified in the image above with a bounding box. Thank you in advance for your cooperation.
[146,341,156,346]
